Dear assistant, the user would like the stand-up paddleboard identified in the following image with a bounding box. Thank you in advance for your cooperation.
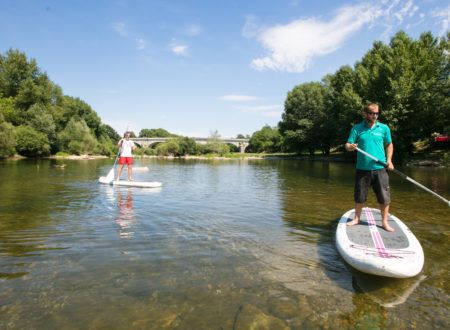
[336,208,424,278]
[133,166,149,172]
[99,176,162,188]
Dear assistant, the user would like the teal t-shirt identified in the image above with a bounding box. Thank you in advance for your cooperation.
[347,121,392,170]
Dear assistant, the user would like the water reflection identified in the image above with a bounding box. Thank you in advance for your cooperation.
[0,158,448,329]
[115,189,136,239]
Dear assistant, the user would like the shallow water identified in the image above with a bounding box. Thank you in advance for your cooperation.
[0,158,449,329]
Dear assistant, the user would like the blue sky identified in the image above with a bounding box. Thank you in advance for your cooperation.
[1,0,448,138]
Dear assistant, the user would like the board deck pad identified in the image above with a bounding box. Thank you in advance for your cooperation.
[345,210,409,249]
[336,207,424,278]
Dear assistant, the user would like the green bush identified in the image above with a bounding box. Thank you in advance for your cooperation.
[58,117,98,155]
[0,115,17,158]
[15,125,50,157]
[156,139,180,156]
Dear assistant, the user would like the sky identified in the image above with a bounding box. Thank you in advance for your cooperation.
[0,0,448,138]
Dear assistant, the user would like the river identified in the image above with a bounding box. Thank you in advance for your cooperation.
[0,158,449,329]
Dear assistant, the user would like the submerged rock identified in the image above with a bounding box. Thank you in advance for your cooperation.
[233,303,288,330]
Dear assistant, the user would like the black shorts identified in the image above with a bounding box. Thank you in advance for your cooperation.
[354,169,390,204]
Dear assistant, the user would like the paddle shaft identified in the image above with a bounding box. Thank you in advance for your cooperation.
[355,147,450,206]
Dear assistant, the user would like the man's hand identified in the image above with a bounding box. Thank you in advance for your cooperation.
[345,143,358,152]
[386,160,394,171]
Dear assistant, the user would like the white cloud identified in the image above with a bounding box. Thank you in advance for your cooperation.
[236,104,281,112]
[111,22,128,37]
[242,15,262,39]
[170,40,189,56]
[219,94,261,102]
[236,104,282,117]
[380,0,419,38]
[136,38,146,50]
[184,24,201,36]
[263,111,283,118]
[250,4,380,73]
[249,0,426,73]
[432,5,450,35]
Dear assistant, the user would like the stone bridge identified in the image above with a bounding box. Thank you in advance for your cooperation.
[131,137,250,153]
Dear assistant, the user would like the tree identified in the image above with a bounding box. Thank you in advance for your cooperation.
[236,134,249,139]
[58,118,98,155]
[155,138,180,156]
[15,125,50,157]
[98,123,120,142]
[203,130,230,155]
[178,137,198,155]
[0,49,40,98]
[323,66,362,149]
[139,128,175,137]
[0,113,16,158]
[0,97,16,123]
[279,82,327,154]
[248,125,281,153]
[60,96,101,136]
[354,31,450,156]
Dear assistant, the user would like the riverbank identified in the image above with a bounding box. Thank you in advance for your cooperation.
[4,149,448,167]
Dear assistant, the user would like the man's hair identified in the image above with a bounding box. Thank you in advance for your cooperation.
[364,103,379,113]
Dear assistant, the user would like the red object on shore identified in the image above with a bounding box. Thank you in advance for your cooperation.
[434,134,449,142]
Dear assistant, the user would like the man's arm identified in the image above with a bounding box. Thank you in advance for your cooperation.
[385,143,394,170]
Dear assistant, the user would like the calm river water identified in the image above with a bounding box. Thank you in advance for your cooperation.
[0,158,449,329]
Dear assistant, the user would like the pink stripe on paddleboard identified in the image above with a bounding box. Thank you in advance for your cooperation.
[364,208,389,258]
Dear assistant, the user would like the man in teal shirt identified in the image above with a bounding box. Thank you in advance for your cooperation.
[345,103,395,232]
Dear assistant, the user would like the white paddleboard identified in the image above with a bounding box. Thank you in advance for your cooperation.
[99,176,162,188]
[336,208,424,278]
[133,166,149,172]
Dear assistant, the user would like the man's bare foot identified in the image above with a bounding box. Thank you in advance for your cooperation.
[347,219,359,226]
[382,223,395,232]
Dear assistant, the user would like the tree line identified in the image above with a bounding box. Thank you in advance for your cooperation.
[277,31,449,158]
[0,49,120,158]
[1,31,448,159]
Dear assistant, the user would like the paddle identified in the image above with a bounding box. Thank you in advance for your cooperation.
[105,147,121,183]
[355,147,450,206]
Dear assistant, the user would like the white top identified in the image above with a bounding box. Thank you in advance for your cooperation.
[120,140,135,157]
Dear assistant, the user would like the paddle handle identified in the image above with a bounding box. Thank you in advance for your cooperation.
[355,147,450,207]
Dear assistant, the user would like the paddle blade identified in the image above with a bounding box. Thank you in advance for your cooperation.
[105,168,115,182]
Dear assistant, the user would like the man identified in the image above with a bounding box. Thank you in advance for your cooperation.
[345,103,395,232]
[116,132,136,181]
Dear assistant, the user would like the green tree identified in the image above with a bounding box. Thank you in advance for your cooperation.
[203,130,230,155]
[0,49,40,98]
[58,118,98,155]
[0,97,16,122]
[279,82,327,154]
[323,66,362,149]
[15,125,50,157]
[60,96,101,136]
[249,125,281,153]
[178,137,198,155]
[0,113,16,158]
[98,123,120,143]
[139,128,175,137]
[155,138,180,156]
[354,31,449,156]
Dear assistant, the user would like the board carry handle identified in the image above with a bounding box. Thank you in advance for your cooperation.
[355,147,450,207]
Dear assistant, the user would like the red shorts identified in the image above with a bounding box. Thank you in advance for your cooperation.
[119,157,133,165]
